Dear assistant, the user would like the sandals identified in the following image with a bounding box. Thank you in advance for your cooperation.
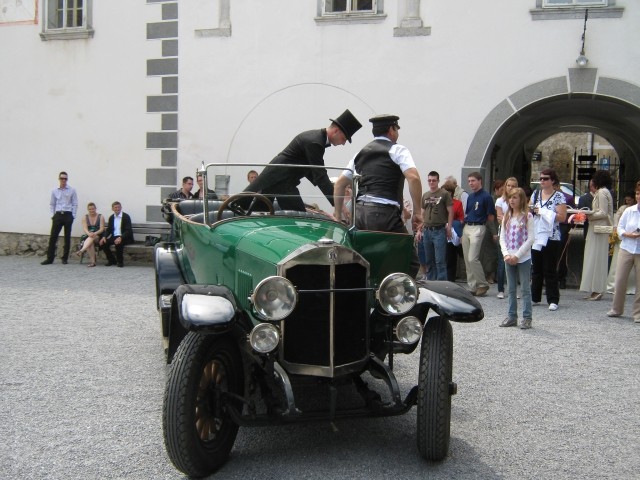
[87,263,96,268]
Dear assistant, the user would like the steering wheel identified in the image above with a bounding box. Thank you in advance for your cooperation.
[216,192,274,222]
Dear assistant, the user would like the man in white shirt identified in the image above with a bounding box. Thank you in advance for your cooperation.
[41,171,78,265]
[99,201,133,267]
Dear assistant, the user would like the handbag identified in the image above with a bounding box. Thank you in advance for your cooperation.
[592,190,613,235]
[593,225,613,234]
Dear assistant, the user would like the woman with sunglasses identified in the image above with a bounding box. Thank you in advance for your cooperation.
[529,168,567,311]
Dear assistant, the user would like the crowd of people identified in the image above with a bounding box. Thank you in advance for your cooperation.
[41,110,639,326]
[409,167,639,328]
[41,171,134,268]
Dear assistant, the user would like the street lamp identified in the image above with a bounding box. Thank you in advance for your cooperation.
[576,9,589,67]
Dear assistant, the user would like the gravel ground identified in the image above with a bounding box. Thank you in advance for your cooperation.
[0,255,638,479]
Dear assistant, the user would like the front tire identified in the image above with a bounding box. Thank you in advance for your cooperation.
[163,333,244,477]
[416,316,453,461]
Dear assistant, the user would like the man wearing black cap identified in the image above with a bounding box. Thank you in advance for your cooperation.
[243,109,362,211]
[333,114,423,234]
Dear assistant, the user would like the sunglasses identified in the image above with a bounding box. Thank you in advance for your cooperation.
[59,177,68,180]
[539,177,550,181]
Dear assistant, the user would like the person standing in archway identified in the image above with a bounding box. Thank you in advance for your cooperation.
[530,168,567,311]
[461,172,496,297]
[580,170,614,301]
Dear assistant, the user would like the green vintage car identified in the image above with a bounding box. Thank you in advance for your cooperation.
[155,163,483,477]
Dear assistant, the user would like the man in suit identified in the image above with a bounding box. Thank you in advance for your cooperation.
[99,201,133,267]
[243,109,362,211]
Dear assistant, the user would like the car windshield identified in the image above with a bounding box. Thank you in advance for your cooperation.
[196,162,355,225]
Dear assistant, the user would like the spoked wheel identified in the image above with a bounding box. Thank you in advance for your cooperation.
[416,316,454,461]
[163,333,244,477]
[216,192,274,221]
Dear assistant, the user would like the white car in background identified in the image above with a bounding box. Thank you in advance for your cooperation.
[530,181,583,205]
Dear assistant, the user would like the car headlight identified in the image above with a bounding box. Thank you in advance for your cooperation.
[377,273,418,315]
[251,276,297,321]
[395,316,423,344]
[249,323,280,353]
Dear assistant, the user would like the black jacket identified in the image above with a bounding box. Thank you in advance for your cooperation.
[244,128,334,206]
[104,212,134,245]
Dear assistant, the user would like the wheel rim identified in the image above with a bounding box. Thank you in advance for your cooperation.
[195,358,228,442]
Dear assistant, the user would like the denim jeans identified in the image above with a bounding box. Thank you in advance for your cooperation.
[417,237,426,265]
[505,259,532,320]
[423,227,448,280]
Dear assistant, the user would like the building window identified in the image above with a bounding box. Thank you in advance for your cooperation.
[316,0,385,25]
[324,0,376,14]
[543,0,607,6]
[40,0,94,41]
[532,0,622,19]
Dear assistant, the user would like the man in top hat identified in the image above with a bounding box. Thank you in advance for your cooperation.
[243,109,362,211]
[333,114,423,234]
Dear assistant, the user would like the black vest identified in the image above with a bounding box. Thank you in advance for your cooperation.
[354,139,404,204]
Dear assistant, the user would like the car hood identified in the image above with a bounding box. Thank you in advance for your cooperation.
[221,217,352,265]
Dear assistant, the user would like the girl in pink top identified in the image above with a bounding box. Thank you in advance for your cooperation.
[499,188,535,329]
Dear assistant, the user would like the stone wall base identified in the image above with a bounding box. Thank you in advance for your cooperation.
[0,232,153,264]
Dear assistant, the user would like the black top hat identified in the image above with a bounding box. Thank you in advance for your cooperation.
[330,109,362,143]
[369,114,400,129]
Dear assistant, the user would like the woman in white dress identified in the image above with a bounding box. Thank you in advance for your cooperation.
[579,170,614,300]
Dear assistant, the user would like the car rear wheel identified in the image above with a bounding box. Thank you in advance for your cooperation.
[163,332,244,477]
[416,316,453,461]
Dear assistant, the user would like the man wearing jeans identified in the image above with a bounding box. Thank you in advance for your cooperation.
[418,171,453,280]
[41,171,78,265]
[462,172,496,296]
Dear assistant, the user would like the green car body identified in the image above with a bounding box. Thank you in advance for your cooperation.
[155,164,483,477]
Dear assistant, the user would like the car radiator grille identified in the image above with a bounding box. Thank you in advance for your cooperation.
[280,262,369,377]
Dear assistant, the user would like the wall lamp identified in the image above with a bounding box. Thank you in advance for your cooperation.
[576,9,589,67]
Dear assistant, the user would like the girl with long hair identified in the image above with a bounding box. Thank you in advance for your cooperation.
[500,188,535,328]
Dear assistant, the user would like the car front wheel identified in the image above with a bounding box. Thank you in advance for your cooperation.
[416,316,454,461]
[163,332,244,477]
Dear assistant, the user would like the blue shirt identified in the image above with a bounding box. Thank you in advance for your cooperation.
[50,185,78,218]
[464,189,496,223]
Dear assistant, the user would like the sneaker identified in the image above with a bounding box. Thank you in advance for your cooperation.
[519,318,532,329]
[517,293,521,299]
[416,273,426,281]
[635,318,640,323]
[500,317,517,327]
[497,292,504,299]
[548,303,558,311]
[606,310,621,317]
[532,301,540,306]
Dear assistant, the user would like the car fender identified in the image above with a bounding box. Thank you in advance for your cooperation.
[154,242,185,307]
[416,280,483,323]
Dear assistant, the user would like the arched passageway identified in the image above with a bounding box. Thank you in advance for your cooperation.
[463,69,640,196]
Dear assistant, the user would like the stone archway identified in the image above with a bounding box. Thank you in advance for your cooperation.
[462,69,640,190]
